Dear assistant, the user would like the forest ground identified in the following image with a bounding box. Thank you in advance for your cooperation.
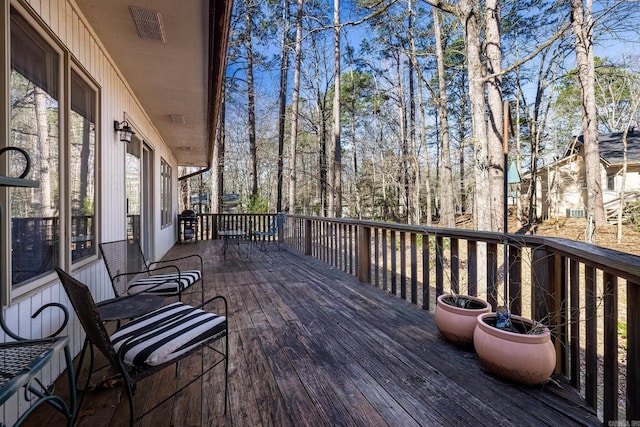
[510,217,640,256]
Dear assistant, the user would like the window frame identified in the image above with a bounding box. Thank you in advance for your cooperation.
[67,64,100,268]
[161,158,172,228]
[4,5,101,302]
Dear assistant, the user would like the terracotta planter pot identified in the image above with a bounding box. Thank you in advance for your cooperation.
[434,294,491,347]
[473,313,556,385]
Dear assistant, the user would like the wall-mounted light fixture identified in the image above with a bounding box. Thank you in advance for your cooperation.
[114,120,135,143]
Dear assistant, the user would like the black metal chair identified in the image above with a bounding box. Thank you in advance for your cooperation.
[55,268,228,426]
[99,239,204,302]
[252,214,286,251]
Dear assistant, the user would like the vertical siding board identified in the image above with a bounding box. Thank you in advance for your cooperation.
[29,0,41,15]
[49,0,60,35]
[65,2,73,50]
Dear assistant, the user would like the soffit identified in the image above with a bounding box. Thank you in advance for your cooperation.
[74,0,231,167]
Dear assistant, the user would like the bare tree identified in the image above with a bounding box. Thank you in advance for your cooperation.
[331,0,343,217]
[289,0,304,213]
[277,0,290,213]
[485,0,505,232]
[245,0,259,199]
[570,0,605,240]
[433,7,455,228]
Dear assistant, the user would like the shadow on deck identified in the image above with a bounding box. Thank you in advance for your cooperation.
[24,240,601,426]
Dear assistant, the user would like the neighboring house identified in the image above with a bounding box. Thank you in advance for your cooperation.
[0,1,232,423]
[534,130,640,220]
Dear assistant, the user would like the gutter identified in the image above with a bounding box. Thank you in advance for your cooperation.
[178,165,211,181]
[179,0,232,182]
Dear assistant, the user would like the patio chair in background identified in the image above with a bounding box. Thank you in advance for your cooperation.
[99,239,204,302]
[55,268,228,426]
[252,214,285,251]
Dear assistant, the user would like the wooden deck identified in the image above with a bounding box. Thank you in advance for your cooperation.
[24,240,601,426]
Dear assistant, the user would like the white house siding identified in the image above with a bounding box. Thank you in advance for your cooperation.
[1,1,179,424]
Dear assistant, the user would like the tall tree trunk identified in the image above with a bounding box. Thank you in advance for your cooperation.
[571,0,605,240]
[35,87,52,216]
[277,0,290,213]
[212,99,225,213]
[318,101,328,216]
[396,55,408,221]
[332,0,342,218]
[350,97,361,218]
[485,0,504,233]
[289,0,303,213]
[407,0,420,225]
[433,8,455,228]
[457,0,491,232]
[245,4,258,198]
[458,73,468,215]
[80,118,91,207]
[310,33,329,216]
[417,59,432,226]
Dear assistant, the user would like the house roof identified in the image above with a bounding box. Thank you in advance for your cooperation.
[74,0,233,168]
[577,130,640,166]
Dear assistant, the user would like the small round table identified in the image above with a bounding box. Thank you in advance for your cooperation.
[97,294,165,322]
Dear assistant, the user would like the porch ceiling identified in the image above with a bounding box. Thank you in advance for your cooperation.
[74,0,232,168]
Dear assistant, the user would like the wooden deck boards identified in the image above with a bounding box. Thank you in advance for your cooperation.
[23,240,601,426]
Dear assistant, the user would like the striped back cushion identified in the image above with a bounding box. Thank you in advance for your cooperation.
[111,302,226,367]
[127,270,201,295]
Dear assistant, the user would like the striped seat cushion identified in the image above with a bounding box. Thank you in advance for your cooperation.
[127,270,201,295]
[111,302,226,367]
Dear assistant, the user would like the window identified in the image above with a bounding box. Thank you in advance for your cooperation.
[606,174,616,191]
[69,70,97,262]
[9,9,60,287]
[7,8,99,291]
[161,159,172,227]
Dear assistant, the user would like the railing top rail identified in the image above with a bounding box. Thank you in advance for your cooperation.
[288,214,640,284]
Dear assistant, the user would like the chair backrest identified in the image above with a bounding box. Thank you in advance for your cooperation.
[99,239,149,297]
[266,214,285,233]
[55,268,120,370]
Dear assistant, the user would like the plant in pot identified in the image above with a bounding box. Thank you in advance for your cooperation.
[473,306,556,385]
[434,291,491,348]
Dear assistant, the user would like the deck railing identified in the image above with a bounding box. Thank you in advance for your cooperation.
[198,213,638,423]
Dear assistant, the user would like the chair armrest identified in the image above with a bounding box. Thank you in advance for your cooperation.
[1,303,69,341]
[150,253,204,271]
[113,266,182,294]
[196,295,228,319]
[112,265,180,283]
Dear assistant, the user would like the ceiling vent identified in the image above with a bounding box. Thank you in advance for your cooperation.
[170,114,186,124]
[129,6,166,43]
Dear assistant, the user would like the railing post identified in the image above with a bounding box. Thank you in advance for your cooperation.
[603,272,618,424]
[628,282,640,421]
[357,224,371,283]
[304,218,312,256]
